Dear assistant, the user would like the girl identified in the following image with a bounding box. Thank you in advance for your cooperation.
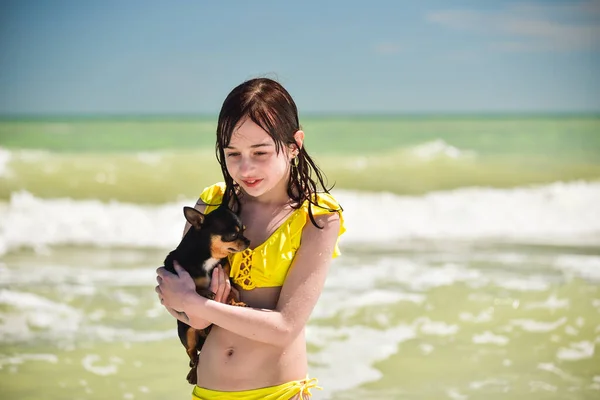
[155,78,345,400]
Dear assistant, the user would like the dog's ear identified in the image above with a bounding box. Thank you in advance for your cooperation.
[183,206,205,229]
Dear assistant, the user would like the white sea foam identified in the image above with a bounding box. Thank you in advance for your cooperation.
[0,290,83,342]
[307,324,416,399]
[0,147,12,177]
[553,255,600,282]
[446,388,469,400]
[495,277,549,292]
[460,309,494,323]
[322,256,480,293]
[313,289,422,320]
[511,317,567,333]
[322,254,554,299]
[525,295,570,311]
[81,354,122,376]
[409,139,477,161]
[529,381,558,393]
[469,378,510,391]
[0,191,185,256]
[0,353,58,367]
[0,288,174,345]
[537,362,579,382]
[337,180,600,245]
[473,331,510,345]
[556,341,595,361]
[0,264,155,287]
[418,318,460,336]
[0,180,598,256]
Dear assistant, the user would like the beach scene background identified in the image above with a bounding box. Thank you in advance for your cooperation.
[1,1,600,399]
[1,116,599,400]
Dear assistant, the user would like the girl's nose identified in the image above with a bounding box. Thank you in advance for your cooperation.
[239,156,254,173]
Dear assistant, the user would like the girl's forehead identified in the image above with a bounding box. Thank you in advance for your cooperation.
[230,119,275,146]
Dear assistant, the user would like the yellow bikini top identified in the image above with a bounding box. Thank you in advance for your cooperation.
[200,182,345,290]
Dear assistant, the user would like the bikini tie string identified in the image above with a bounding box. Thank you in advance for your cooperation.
[299,377,322,399]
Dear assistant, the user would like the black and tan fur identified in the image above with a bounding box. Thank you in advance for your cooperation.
[163,204,250,384]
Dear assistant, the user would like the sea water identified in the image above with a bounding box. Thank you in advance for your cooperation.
[1,116,599,399]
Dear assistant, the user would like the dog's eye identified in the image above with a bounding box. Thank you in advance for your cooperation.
[222,233,237,242]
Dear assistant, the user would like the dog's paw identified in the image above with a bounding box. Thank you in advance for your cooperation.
[228,299,247,307]
[186,367,198,385]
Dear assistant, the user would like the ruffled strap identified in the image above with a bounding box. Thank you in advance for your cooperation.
[199,182,226,214]
[301,192,346,258]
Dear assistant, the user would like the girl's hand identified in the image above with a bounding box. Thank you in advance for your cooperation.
[155,261,196,312]
[211,265,238,304]
[165,306,191,324]
[155,262,238,329]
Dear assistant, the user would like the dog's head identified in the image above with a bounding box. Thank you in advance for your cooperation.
[183,205,250,259]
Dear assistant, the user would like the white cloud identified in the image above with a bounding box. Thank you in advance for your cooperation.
[426,1,600,52]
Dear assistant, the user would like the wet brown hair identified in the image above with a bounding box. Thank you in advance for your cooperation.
[215,78,340,228]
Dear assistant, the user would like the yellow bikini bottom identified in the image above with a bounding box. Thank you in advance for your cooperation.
[191,377,321,400]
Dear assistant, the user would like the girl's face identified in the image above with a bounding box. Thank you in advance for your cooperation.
[224,118,297,200]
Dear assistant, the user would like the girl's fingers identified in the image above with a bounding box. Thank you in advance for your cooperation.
[219,265,225,286]
[216,267,226,302]
[210,267,230,303]
[221,279,230,302]
[223,272,231,298]
[211,267,220,300]
[155,286,164,304]
[210,267,221,302]
[221,269,231,302]
[173,261,192,279]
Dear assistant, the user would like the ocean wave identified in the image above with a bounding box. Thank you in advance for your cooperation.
[0,191,186,255]
[0,181,599,255]
[337,180,600,245]
[408,139,476,161]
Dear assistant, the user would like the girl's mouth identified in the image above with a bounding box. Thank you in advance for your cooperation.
[242,179,262,188]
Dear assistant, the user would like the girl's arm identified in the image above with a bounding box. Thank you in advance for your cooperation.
[160,198,213,329]
[160,265,235,329]
[157,212,341,348]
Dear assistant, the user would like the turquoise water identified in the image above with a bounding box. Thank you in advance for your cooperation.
[1,116,599,399]
[1,116,599,202]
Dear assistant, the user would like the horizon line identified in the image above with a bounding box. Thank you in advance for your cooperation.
[1,110,599,121]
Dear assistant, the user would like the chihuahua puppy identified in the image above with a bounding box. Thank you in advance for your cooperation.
[163,203,250,385]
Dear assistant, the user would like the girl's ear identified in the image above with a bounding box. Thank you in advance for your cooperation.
[292,130,304,155]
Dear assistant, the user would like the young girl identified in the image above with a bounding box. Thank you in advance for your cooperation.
[155,78,345,400]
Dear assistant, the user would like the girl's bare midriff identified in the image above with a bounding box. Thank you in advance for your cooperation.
[195,286,308,391]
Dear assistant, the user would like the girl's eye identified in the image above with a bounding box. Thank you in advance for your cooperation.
[255,152,268,156]
[226,153,240,158]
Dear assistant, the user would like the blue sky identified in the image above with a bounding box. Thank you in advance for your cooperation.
[1,0,599,114]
